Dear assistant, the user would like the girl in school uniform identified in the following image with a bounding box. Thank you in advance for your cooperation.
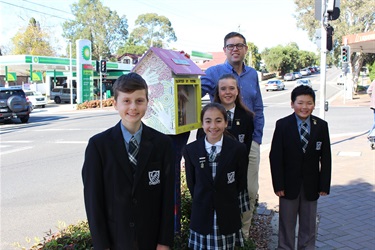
[183,103,249,249]
[197,73,254,154]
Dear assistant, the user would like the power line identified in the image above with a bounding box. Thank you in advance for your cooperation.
[0,0,73,21]
[21,0,73,15]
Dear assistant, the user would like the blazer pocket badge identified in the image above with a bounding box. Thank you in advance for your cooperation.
[227,171,235,184]
[238,134,245,143]
[316,141,322,150]
[199,157,206,168]
[149,170,160,185]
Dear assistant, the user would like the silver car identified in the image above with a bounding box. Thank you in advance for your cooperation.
[50,88,77,104]
[295,79,312,88]
[266,80,285,91]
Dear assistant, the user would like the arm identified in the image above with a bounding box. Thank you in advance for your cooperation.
[200,67,217,98]
[158,137,175,247]
[269,120,285,195]
[252,76,265,145]
[182,146,195,198]
[319,122,332,195]
[82,138,111,249]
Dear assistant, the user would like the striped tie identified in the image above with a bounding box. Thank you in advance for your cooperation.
[209,146,217,162]
[300,122,309,153]
[128,136,139,167]
[227,110,232,129]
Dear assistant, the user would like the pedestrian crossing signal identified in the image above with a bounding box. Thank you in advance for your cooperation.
[100,60,107,73]
[341,46,349,63]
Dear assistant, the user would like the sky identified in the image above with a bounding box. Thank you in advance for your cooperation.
[0,0,318,56]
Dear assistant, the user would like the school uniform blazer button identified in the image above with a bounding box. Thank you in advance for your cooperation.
[129,222,135,227]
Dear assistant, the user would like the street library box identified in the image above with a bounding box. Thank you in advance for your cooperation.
[132,47,205,135]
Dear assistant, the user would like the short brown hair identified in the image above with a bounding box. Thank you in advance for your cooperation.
[112,73,148,101]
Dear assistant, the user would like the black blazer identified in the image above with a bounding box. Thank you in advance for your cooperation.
[82,121,175,249]
[269,114,331,201]
[196,106,254,154]
[183,135,248,235]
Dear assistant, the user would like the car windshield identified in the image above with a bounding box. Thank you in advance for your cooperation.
[0,90,24,99]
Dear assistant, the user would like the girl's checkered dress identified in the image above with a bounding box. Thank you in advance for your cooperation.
[188,153,247,250]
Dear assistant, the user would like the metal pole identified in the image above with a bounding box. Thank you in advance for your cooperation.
[100,56,103,109]
[69,40,73,107]
[319,0,327,119]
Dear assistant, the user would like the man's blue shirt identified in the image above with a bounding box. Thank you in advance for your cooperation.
[201,61,264,144]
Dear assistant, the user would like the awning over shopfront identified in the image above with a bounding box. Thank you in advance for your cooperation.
[342,31,375,53]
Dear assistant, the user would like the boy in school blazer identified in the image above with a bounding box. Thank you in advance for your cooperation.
[270,85,331,249]
[82,73,175,250]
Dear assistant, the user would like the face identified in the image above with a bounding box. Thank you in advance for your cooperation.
[202,108,227,144]
[218,78,238,109]
[114,89,148,131]
[291,95,315,121]
[223,36,248,65]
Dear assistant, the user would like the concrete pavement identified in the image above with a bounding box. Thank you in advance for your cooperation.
[258,91,375,249]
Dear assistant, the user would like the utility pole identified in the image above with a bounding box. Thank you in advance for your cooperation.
[319,0,328,119]
[99,56,103,109]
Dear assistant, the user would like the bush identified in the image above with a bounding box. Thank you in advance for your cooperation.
[76,98,114,110]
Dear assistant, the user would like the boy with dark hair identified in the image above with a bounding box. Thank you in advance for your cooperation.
[82,72,175,250]
[270,85,331,249]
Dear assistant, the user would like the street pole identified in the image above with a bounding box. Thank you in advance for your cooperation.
[319,0,327,120]
[69,40,73,107]
[100,56,103,109]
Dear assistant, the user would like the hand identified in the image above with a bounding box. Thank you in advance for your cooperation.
[319,192,328,196]
[156,244,170,250]
[142,68,160,86]
[151,101,172,130]
[275,190,285,197]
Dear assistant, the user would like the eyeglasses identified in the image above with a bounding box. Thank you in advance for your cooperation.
[225,43,246,50]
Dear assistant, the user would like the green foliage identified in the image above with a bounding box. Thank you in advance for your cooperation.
[129,13,177,48]
[369,61,375,81]
[62,0,129,60]
[245,42,262,71]
[11,18,55,56]
[262,44,317,75]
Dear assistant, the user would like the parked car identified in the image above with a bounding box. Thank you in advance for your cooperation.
[300,68,311,76]
[50,88,77,104]
[0,87,31,123]
[283,73,296,81]
[266,80,285,91]
[24,90,47,108]
[293,72,302,79]
[296,79,312,88]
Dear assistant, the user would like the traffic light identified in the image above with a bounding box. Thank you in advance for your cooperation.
[341,46,350,63]
[100,60,107,73]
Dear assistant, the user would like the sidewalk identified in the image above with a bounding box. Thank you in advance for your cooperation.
[258,92,375,249]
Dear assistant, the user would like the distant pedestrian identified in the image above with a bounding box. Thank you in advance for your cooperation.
[82,73,175,249]
[183,103,249,249]
[367,79,375,137]
[270,85,332,249]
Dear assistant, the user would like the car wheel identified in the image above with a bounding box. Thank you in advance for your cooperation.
[20,115,29,123]
[54,96,61,104]
[41,105,45,108]
[7,96,27,112]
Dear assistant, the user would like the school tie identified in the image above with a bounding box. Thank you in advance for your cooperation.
[209,146,217,162]
[227,110,232,129]
[300,122,310,153]
[128,136,139,168]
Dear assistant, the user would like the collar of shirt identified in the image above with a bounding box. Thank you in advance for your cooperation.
[227,106,235,120]
[224,61,247,75]
[295,115,311,133]
[120,122,143,147]
[205,135,223,154]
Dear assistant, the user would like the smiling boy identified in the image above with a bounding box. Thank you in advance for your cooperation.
[269,85,332,249]
[82,73,175,250]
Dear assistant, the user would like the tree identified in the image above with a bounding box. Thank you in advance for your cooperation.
[129,13,177,48]
[294,0,375,84]
[245,42,262,71]
[11,18,55,56]
[62,0,129,60]
[117,37,149,55]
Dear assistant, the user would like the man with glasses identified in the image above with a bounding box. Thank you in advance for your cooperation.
[201,31,264,239]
